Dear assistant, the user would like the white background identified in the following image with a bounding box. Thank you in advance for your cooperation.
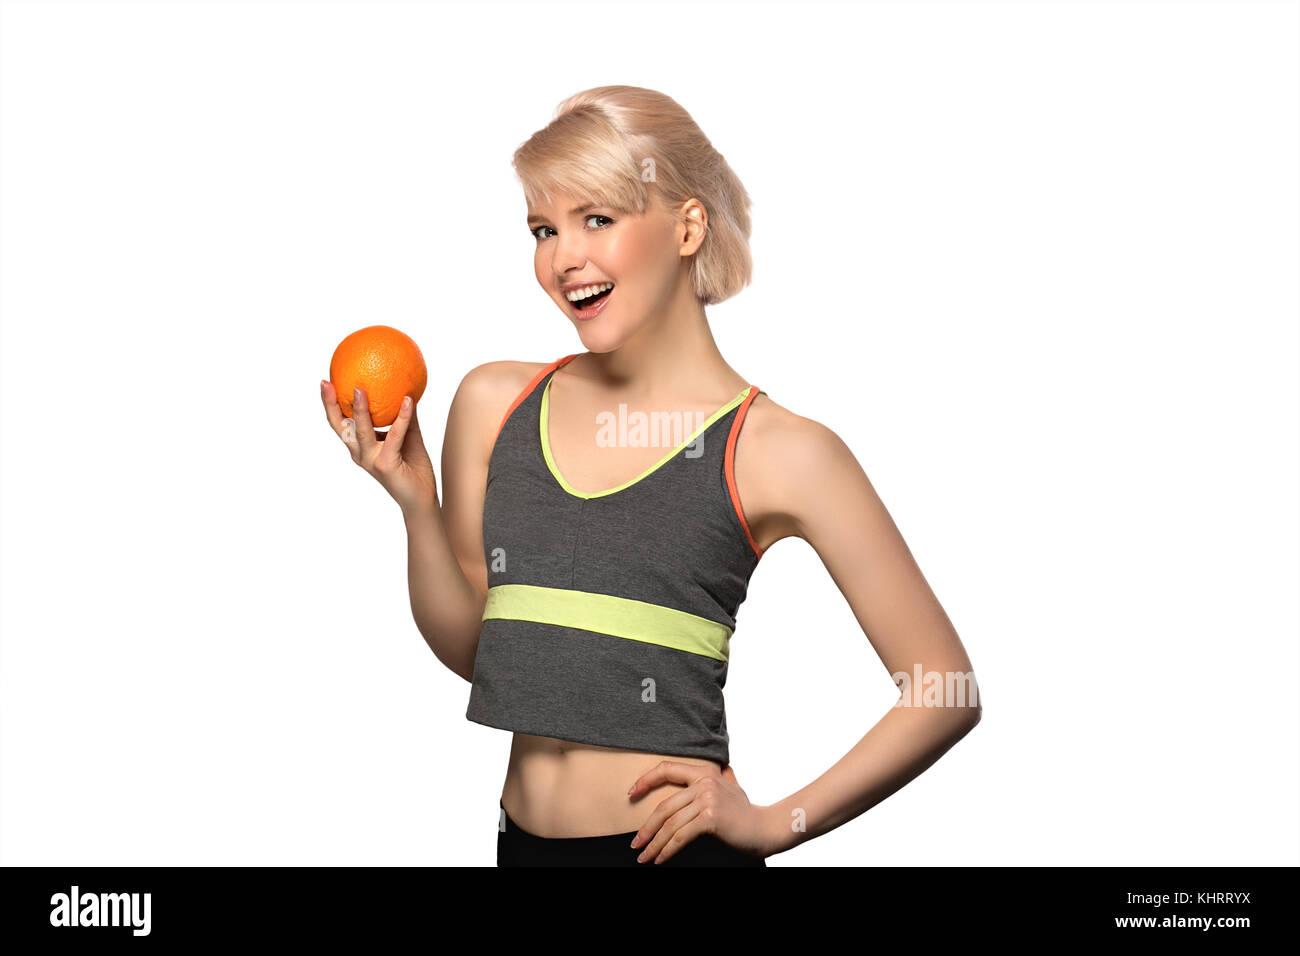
[2,0,1296,866]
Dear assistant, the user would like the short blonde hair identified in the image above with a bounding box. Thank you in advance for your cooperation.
[512,85,753,306]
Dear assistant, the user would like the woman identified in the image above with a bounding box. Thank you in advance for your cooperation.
[320,85,983,866]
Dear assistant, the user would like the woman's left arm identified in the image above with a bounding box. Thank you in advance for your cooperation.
[751,412,984,855]
[628,407,983,862]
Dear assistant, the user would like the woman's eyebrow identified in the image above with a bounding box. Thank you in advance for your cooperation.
[526,203,599,227]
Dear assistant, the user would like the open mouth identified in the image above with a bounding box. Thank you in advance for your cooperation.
[572,285,614,311]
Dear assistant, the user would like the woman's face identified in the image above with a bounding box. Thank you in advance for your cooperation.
[527,187,692,350]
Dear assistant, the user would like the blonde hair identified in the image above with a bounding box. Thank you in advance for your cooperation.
[512,85,753,306]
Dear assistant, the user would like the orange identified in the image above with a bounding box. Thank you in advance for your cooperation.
[329,325,427,428]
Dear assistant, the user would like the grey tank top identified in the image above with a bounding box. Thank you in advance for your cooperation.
[465,353,766,765]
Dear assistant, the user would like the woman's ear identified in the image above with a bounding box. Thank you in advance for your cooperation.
[679,198,708,257]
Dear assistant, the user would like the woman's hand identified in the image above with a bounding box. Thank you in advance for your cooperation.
[627,761,776,864]
[320,380,437,516]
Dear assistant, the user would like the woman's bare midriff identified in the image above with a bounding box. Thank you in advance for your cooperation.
[500,732,724,837]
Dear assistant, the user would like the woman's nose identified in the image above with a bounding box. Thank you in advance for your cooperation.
[551,233,586,274]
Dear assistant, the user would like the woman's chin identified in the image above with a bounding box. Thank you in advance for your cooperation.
[574,328,620,352]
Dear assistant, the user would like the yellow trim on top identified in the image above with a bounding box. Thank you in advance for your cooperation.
[481,583,732,661]
[540,379,752,500]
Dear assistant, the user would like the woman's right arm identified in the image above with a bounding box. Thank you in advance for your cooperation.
[407,362,529,681]
[322,362,535,683]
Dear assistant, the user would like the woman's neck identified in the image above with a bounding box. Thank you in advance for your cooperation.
[571,283,745,400]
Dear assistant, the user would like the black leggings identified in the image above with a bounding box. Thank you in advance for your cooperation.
[497,800,767,867]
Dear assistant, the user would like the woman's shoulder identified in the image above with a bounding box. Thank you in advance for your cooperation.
[458,357,555,400]
[455,357,566,419]
[733,389,865,550]
[740,390,848,461]
[445,358,562,458]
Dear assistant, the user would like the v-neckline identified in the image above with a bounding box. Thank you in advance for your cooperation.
[539,372,753,500]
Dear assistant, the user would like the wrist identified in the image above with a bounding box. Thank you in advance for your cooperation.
[402,499,438,526]
[759,801,800,856]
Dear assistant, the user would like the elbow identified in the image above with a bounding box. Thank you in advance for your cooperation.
[958,691,983,735]
[941,667,983,733]
[935,699,981,751]
[960,668,983,732]
[941,682,982,737]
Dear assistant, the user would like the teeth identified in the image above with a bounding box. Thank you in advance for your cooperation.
[565,282,614,302]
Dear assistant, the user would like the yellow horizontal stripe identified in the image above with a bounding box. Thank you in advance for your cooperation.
[481,584,731,662]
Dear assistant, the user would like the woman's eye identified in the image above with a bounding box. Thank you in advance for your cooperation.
[530,216,613,241]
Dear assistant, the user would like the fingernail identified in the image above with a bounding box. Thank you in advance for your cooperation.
[353,387,361,404]
[320,380,328,395]
[402,396,411,411]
